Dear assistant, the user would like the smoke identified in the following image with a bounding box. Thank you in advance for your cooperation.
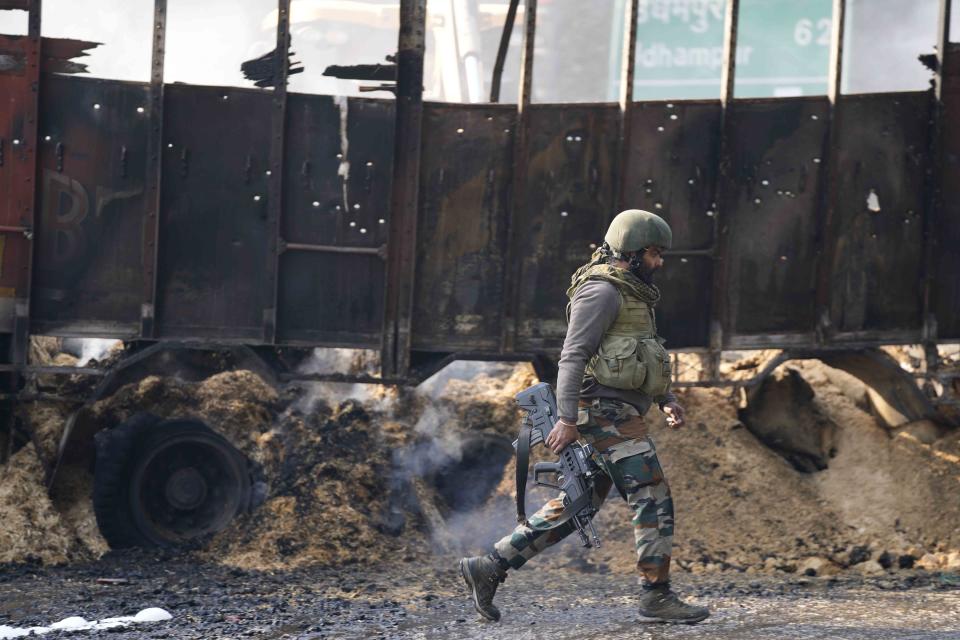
[76,339,122,366]
[293,348,395,413]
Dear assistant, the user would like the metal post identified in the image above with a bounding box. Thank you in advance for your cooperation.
[381,0,427,377]
[263,0,292,344]
[140,0,167,338]
[489,0,520,102]
[922,0,952,371]
[813,0,846,344]
[615,0,639,214]
[499,0,537,353]
[705,0,739,379]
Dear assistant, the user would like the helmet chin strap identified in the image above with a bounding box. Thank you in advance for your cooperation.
[602,242,652,283]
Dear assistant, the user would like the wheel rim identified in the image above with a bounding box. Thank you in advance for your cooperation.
[129,426,249,546]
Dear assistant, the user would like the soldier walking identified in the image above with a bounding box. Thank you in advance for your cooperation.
[459,209,709,624]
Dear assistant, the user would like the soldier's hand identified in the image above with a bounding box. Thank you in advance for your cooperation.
[662,402,686,428]
[544,420,578,454]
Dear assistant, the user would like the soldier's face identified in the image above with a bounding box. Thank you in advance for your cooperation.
[629,246,664,282]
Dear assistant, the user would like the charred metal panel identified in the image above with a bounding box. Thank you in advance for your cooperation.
[653,255,712,349]
[623,101,721,250]
[721,98,829,338]
[0,32,38,338]
[276,95,393,345]
[828,92,928,338]
[514,104,619,351]
[281,95,394,248]
[156,85,271,340]
[32,76,149,335]
[277,252,383,346]
[936,44,960,340]
[411,103,514,351]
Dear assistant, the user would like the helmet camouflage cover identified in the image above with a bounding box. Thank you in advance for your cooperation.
[604,209,673,253]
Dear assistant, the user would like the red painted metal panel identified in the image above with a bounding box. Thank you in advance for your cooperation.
[0,32,39,342]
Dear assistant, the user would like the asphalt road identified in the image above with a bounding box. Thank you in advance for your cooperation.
[1,551,958,639]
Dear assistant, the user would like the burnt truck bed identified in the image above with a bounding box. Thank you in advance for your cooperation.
[3,76,959,356]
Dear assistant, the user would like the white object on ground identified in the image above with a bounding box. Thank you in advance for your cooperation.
[0,608,172,639]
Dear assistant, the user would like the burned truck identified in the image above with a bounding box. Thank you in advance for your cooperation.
[1,0,959,549]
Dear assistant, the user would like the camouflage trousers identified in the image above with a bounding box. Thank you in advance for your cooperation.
[493,398,674,586]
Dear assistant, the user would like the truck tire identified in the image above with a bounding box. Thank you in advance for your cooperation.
[93,413,251,548]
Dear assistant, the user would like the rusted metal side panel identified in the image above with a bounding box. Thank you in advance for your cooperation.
[721,98,829,343]
[0,28,39,350]
[935,43,960,340]
[621,101,721,349]
[32,76,149,335]
[276,95,393,345]
[623,101,720,251]
[514,104,619,352]
[155,85,271,340]
[411,103,514,351]
[827,92,928,339]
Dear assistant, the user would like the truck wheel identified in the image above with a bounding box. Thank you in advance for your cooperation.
[93,413,251,548]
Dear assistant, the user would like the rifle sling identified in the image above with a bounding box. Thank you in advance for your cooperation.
[515,417,532,523]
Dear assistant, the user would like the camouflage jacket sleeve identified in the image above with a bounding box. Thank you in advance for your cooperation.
[555,280,621,422]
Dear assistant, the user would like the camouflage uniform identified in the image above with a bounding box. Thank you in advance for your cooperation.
[494,397,673,586]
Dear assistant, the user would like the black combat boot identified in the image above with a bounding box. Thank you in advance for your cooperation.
[637,583,709,624]
[459,554,508,622]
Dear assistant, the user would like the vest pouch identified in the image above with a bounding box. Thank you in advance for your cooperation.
[637,337,671,397]
[589,335,647,390]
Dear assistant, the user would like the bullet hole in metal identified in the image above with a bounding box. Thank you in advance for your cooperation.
[353,203,361,210]
[776,189,784,195]
[560,211,569,217]
[93,103,101,110]
[813,158,821,163]
[222,95,229,100]
[312,201,320,208]
[810,114,818,120]
[486,116,493,121]
[336,153,343,159]
[666,103,674,109]
[669,114,678,120]
[589,243,597,249]
[366,161,374,167]
[137,107,145,114]
[657,126,664,132]
[904,218,911,224]
[456,128,464,134]
[335,205,342,211]
[566,135,573,141]
[706,210,715,217]
[574,135,582,142]
[253,195,261,202]
[645,179,654,185]
[866,189,881,212]
[378,218,386,224]
[12,139,20,145]
[265,170,272,176]
[360,228,367,234]
[871,233,877,239]
[754,198,761,205]
[780,255,788,261]
[349,221,357,227]
[654,202,663,209]
[645,188,653,195]
[504,129,510,133]
[44,135,51,142]
[167,143,173,148]
[761,179,769,186]
[688,179,695,185]
[680,257,688,263]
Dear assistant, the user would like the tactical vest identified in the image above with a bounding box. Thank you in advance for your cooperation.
[569,278,672,397]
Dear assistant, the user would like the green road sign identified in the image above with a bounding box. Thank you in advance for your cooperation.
[612,0,833,100]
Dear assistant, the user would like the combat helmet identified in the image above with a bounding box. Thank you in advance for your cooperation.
[604,209,673,255]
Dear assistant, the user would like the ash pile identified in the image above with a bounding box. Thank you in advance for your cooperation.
[2,338,960,581]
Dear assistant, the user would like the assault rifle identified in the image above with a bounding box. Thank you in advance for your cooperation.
[514,382,602,548]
